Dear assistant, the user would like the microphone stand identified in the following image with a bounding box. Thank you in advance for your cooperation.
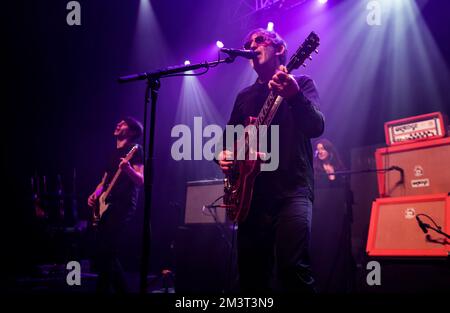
[118,56,236,294]
[329,166,404,179]
[328,166,405,196]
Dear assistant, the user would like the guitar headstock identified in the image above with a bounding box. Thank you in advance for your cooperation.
[286,31,320,72]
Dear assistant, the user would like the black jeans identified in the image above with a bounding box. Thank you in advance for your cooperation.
[94,209,129,294]
[237,195,315,293]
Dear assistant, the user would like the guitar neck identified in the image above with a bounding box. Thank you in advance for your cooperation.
[101,144,138,199]
[103,168,123,199]
[255,92,283,129]
[255,63,295,128]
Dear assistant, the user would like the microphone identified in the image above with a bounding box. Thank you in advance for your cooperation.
[314,150,319,158]
[220,48,260,59]
[416,216,429,234]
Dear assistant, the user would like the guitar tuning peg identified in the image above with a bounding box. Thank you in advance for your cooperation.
[315,49,319,54]
[308,56,313,60]
[302,63,307,67]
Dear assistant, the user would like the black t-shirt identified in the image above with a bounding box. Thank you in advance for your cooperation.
[103,143,144,220]
[225,75,325,200]
[314,170,347,189]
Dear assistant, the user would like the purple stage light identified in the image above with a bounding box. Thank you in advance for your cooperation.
[267,22,274,32]
[216,41,224,48]
[184,60,191,65]
[318,0,328,4]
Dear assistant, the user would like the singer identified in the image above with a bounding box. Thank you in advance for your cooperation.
[216,28,324,293]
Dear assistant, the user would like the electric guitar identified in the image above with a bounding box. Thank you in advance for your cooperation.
[93,144,139,223]
[223,32,320,223]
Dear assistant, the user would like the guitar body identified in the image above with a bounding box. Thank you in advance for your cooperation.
[225,159,261,222]
[91,144,139,225]
[225,117,262,222]
[223,32,320,223]
[98,192,110,218]
[92,192,110,224]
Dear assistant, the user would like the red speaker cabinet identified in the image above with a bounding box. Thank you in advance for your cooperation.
[375,137,450,197]
[366,194,450,257]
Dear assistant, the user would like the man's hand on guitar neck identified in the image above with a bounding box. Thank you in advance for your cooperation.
[119,158,132,172]
[119,158,144,187]
[268,65,300,99]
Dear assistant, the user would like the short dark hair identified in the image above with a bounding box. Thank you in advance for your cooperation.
[123,116,143,142]
[243,28,287,64]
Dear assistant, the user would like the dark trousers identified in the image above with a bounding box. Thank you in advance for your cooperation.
[237,195,315,293]
[94,210,129,294]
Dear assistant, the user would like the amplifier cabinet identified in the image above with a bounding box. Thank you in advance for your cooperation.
[366,194,450,257]
[375,137,450,197]
[184,179,227,224]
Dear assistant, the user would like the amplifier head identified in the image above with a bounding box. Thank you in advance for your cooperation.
[384,112,448,146]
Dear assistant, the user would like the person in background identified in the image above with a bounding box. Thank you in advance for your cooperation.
[313,138,345,184]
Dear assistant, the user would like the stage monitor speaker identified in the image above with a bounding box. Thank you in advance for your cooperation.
[375,137,450,197]
[366,194,450,257]
[184,179,227,224]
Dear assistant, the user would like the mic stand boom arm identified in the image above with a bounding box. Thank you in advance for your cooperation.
[118,57,236,83]
[331,166,403,177]
[331,166,405,189]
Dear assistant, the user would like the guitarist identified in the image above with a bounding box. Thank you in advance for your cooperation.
[87,117,144,293]
[217,29,324,293]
